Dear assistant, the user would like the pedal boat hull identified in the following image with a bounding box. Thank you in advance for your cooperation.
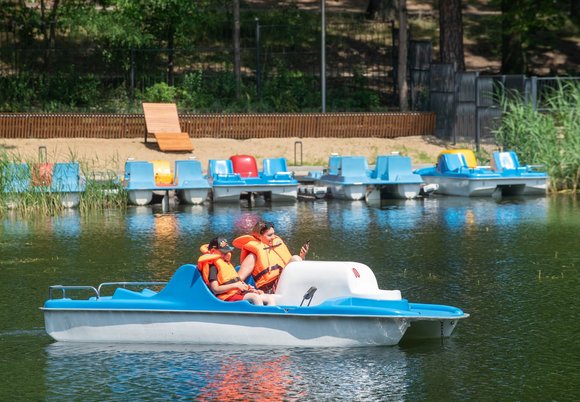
[42,262,468,347]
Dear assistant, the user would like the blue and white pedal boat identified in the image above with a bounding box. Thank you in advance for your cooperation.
[2,162,85,208]
[41,261,468,347]
[415,150,548,197]
[209,155,298,203]
[123,159,210,205]
[318,154,425,201]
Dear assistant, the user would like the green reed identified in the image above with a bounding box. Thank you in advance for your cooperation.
[0,152,126,216]
[494,81,580,192]
[79,167,127,213]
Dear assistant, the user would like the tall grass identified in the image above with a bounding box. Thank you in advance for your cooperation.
[494,81,580,192]
[79,168,127,213]
[0,152,126,217]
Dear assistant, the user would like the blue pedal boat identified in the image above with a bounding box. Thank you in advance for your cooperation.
[41,260,468,347]
[415,150,548,197]
[208,155,298,203]
[123,159,210,205]
[2,162,85,208]
[317,154,425,201]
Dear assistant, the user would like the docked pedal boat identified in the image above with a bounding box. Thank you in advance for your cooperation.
[41,261,468,347]
[208,156,298,203]
[318,155,424,201]
[415,150,547,197]
[123,159,210,205]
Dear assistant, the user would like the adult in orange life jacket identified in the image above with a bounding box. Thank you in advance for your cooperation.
[197,236,275,306]
[233,221,309,293]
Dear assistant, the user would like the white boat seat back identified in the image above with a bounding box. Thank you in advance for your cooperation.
[340,156,369,178]
[274,261,401,306]
[327,155,341,175]
[438,153,468,173]
[491,151,519,171]
[124,161,156,188]
[262,157,287,176]
[208,159,234,178]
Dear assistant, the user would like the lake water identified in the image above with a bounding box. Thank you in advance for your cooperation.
[1,196,579,401]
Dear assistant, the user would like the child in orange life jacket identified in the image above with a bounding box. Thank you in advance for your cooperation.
[233,221,310,294]
[197,236,275,306]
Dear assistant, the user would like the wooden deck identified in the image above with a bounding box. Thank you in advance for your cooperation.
[0,112,436,139]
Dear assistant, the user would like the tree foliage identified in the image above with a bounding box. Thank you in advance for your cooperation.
[1,1,577,113]
[496,0,566,73]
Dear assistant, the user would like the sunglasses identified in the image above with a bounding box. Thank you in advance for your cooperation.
[257,221,275,235]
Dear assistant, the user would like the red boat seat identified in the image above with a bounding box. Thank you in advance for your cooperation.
[31,163,53,186]
[230,155,258,178]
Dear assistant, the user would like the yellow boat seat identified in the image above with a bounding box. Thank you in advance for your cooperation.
[152,160,174,185]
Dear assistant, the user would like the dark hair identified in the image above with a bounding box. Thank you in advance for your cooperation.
[252,220,275,235]
[208,236,234,253]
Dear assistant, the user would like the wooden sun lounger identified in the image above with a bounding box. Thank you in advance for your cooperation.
[142,103,194,152]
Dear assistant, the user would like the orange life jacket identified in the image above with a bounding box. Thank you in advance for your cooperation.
[197,250,241,301]
[232,234,292,290]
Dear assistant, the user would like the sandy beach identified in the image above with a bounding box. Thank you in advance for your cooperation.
[0,136,470,174]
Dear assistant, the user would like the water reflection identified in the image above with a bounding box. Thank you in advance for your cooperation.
[205,203,310,244]
[2,213,31,237]
[176,205,209,236]
[433,196,549,229]
[327,201,370,235]
[125,206,157,236]
[51,209,81,238]
[44,343,413,401]
[198,354,298,400]
[370,200,426,234]
[0,196,551,245]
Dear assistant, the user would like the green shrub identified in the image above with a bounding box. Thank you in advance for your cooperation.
[262,63,319,112]
[143,82,179,103]
[0,74,37,111]
[494,82,580,192]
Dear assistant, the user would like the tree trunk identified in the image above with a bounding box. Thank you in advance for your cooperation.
[167,32,175,86]
[501,0,525,74]
[233,0,241,99]
[40,0,60,70]
[366,0,381,19]
[571,0,580,23]
[398,0,408,111]
[438,0,465,72]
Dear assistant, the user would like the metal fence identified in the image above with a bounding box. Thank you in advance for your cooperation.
[0,19,396,108]
[423,65,580,147]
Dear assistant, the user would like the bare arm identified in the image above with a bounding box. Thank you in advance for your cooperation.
[209,280,249,296]
[237,253,257,281]
[289,242,310,263]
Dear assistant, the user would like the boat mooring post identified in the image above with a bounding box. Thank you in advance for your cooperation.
[38,146,47,162]
[294,141,303,166]
[162,190,170,213]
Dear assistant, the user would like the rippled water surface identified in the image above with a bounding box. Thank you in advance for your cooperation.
[1,196,579,401]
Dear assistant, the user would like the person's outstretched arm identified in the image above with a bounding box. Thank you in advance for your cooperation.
[238,253,257,281]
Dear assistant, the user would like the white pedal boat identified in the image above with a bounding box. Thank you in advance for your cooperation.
[41,261,468,347]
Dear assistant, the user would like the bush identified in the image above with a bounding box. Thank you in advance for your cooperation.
[143,82,179,103]
[494,82,580,192]
[262,63,319,112]
[0,74,37,111]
